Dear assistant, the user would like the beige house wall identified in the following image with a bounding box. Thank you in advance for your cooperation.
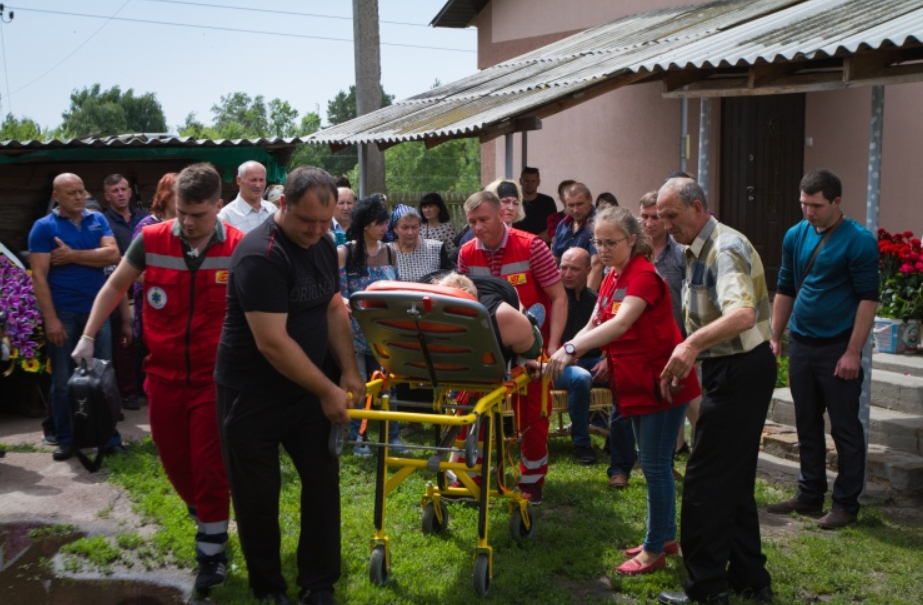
[471,0,921,234]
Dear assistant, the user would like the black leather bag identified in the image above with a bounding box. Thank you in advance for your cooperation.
[66,359,121,472]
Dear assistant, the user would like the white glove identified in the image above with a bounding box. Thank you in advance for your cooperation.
[71,336,95,367]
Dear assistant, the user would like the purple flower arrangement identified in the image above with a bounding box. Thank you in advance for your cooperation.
[0,252,48,374]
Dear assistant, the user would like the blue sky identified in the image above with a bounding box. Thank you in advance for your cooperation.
[0,0,477,132]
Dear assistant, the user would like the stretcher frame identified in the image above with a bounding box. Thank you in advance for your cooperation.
[343,281,547,597]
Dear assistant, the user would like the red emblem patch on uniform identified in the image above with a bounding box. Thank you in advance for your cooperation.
[215,270,229,284]
[505,273,528,286]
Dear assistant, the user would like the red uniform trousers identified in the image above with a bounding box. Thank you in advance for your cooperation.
[511,378,551,486]
[145,375,229,523]
[463,377,551,488]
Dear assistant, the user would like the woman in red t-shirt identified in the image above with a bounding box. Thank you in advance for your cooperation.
[546,206,700,577]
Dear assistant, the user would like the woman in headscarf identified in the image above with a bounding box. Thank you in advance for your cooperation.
[389,204,454,282]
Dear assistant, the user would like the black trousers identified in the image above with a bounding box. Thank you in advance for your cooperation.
[216,385,341,598]
[788,337,865,514]
[680,342,776,599]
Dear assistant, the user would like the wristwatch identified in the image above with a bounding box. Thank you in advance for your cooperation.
[563,342,577,356]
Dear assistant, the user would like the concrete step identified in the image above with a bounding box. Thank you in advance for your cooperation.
[757,449,895,504]
[872,351,923,378]
[761,422,923,493]
[870,369,923,415]
[768,388,923,457]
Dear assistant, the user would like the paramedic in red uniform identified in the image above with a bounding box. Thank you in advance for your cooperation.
[72,163,241,596]
[456,190,566,504]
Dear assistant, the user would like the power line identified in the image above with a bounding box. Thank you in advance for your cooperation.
[6,6,475,53]
[139,0,453,29]
[9,1,131,96]
[0,18,11,115]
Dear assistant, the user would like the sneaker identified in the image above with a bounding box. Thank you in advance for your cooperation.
[122,396,140,411]
[194,560,227,594]
[389,437,408,455]
[573,445,598,465]
[519,483,543,505]
[353,443,372,457]
[765,497,822,515]
[42,434,58,446]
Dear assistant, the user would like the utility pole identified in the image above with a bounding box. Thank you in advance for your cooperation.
[353,0,385,198]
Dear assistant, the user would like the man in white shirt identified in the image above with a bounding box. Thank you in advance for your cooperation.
[217,161,275,234]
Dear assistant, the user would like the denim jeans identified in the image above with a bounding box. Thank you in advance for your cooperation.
[631,403,688,553]
[556,357,603,448]
[46,310,116,446]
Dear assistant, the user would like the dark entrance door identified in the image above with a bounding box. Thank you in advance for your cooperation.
[720,94,806,289]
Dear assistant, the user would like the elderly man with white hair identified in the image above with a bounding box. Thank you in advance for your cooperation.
[217,160,276,233]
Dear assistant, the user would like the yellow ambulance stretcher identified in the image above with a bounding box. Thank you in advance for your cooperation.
[331,280,547,597]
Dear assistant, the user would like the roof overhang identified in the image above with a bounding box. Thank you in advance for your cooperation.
[310,0,923,151]
[430,0,489,29]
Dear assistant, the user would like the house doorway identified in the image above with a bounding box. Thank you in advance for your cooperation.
[720,94,806,289]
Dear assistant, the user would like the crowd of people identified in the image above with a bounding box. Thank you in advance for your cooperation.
[12,158,874,605]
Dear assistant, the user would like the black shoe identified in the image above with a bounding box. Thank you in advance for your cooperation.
[194,560,226,595]
[258,592,293,605]
[122,396,140,411]
[657,590,729,605]
[574,445,598,465]
[0,448,5,458]
[105,444,129,456]
[301,589,339,605]
[52,445,74,461]
[732,585,774,603]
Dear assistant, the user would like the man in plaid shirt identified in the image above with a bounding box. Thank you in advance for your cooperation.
[655,177,775,605]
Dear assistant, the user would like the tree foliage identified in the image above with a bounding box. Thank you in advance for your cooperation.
[61,84,167,137]
[384,138,480,192]
[0,113,46,141]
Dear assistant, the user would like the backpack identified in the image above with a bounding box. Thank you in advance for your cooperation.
[66,359,121,472]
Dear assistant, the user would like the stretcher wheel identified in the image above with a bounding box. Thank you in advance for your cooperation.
[509,505,535,542]
[422,500,449,535]
[464,417,480,468]
[328,424,344,457]
[368,545,390,585]
[472,553,491,597]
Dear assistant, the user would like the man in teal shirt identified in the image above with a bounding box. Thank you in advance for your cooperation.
[767,168,879,530]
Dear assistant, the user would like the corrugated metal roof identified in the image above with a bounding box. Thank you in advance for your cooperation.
[309,0,923,147]
[0,133,304,150]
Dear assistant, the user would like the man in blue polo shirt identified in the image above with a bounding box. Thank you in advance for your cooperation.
[29,173,122,461]
[767,168,879,530]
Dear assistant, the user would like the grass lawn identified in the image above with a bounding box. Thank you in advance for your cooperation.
[84,425,922,605]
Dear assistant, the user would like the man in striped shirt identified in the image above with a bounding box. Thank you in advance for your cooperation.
[655,178,775,605]
[457,190,566,504]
